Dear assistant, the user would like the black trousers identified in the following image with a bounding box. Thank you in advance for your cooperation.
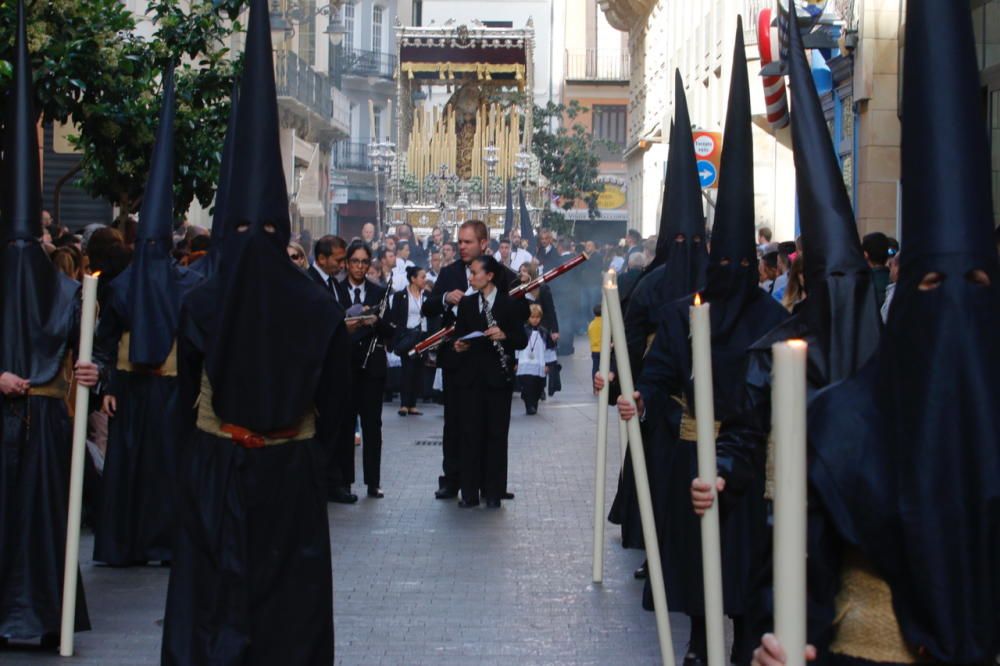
[330,368,385,489]
[399,354,422,409]
[519,375,545,411]
[439,368,461,490]
[457,383,513,502]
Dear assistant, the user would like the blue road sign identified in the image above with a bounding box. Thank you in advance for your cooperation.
[697,160,717,188]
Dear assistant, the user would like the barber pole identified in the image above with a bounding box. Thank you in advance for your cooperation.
[758,8,790,130]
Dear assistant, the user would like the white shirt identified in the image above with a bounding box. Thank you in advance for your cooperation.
[495,248,533,272]
[390,266,408,292]
[479,285,498,313]
[345,279,367,305]
[406,289,427,331]
[312,264,336,290]
[610,256,625,272]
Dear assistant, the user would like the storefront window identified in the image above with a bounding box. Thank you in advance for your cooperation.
[973,0,1000,71]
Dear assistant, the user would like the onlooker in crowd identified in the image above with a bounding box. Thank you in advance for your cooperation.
[862,231,892,307]
[881,249,900,323]
[781,255,806,312]
[287,241,308,270]
[440,241,457,266]
[423,226,445,256]
[536,227,558,269]
[617,251,647,302]
[758,249,779,294]
[367,256,384,285]
[588,303,603,379]
[360,221,377,250]
[756,225,772,252]
[50,245,82,281]
[608,245,625,272]
[427,251,442,285]
[395,222,426,266]
[396,240,416,271]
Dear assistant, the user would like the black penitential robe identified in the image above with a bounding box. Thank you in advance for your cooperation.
[91,265,202,565]
[636,291,787,617]
[0,296,91,641]
[160,288,350,665]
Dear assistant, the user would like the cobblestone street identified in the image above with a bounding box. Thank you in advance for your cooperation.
[5,339,688,665]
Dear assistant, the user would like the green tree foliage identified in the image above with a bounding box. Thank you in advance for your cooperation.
[532,100,606,220]
[0,0,250,224]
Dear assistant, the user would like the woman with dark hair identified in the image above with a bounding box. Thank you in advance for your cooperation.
[451,255,528,508]
[390,265,428,416]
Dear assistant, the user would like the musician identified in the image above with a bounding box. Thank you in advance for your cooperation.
[452,256,528,507]
[331,240,395,500]
[389,266,428,416]
[422,220,524,499]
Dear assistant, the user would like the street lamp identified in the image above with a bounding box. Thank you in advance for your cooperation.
[483,144,499,223]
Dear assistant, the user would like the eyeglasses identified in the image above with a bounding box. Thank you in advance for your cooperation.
[289,253,303,260]
[349,258,372,266]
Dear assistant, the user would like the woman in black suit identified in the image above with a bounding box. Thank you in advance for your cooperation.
[518,262,561,395]
[452,255,528,508]
[389,266,428,416]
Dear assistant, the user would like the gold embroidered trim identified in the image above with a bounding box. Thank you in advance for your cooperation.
[28,353,73,400]
[830,550,925,663]
[116,332,179,377]
[671,395,720,443]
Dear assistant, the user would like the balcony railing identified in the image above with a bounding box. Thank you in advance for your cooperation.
[565,49,630,82]
[335,47,397,80]
[332,141,373,171]
[275,50,333,120]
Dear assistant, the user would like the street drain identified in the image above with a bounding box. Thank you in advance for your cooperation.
[414,439,443,446]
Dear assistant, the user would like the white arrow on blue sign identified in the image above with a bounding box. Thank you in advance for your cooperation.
[697,160,717,188]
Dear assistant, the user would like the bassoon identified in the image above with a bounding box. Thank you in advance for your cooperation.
[409,252,590,356]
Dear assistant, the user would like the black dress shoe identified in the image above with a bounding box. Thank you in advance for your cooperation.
[457,498,480,508]
[329,487,358,504]
[682,653,707,666]
[634,561,648,579]
[526,407,537,415]
[486,499,501,508]
[501,491,515,500]
[435,486,458,499]
[367,486,384,498]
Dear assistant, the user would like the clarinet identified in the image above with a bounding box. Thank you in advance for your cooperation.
[482,293,511,379]
[361,281,392,370]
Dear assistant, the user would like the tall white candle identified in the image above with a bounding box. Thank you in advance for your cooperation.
[690,294,725,666]
[386,98,393,142]
[60,271,99,656]
[603,276,675,666]
[772,339,808,666]
[592,279,614,584]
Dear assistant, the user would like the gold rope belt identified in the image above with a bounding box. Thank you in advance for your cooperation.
[830,549,925,663]
[671,395,720,443]
[195,372,315,447]
[116,332,178,377]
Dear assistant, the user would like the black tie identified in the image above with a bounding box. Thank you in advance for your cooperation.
[480,293,488,317]
[353,287,362,305]
[326,278,335,295]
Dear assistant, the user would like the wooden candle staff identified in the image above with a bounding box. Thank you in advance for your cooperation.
[603,270,675,666]
[60,271,99,656]
[689,294,725,666]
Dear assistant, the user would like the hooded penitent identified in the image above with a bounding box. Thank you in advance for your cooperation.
[646,120,675,273]
[0,0,79,383]
[786,0,880,384]
[125,63,183,366]
[656,71,708,300]
[196,0,342,433]
[703,18,760,339]
[197,78,240,278]
[519,185,534,247]
[808,0,1000,660]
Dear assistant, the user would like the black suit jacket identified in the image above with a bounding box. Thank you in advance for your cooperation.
[452,289,528,389]
[536,245,562,270]
[334,278,394,377]
[422,260,528,370]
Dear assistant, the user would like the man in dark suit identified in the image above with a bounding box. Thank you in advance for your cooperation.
[422,220,525,499]
[332,240,395,501]
[535,227,561,271]
[307,234,347,294]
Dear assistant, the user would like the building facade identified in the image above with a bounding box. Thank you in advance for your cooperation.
[559,0,630,240]
[599,0,904,244]
[329,0,400,239]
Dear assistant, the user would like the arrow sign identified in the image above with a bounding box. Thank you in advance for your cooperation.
[697,160,717,189]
